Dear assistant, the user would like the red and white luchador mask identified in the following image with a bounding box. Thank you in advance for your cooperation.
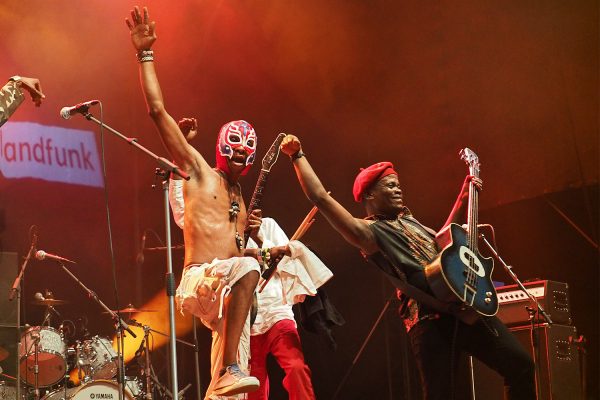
[215,120,257,176]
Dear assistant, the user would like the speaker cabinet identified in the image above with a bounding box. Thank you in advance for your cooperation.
[473,324,582,400]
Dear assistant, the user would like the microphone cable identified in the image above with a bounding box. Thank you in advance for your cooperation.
[94,102,128,400]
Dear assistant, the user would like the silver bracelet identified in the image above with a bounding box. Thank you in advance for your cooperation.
[137,50,154,63]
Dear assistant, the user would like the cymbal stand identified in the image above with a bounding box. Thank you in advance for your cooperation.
[135,324,153,399]
[48,259,137,400]
[129,319,198,399]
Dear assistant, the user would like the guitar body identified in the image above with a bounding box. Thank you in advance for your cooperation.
[426,223,498,317]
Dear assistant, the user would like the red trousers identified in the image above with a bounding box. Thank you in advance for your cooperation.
[248,319,316,400]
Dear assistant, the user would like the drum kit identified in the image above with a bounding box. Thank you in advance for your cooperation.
[0,295,165,400]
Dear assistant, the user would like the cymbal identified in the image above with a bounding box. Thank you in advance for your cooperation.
[0,345,8,362]
[105,304,156,314]
[31,299,68,306]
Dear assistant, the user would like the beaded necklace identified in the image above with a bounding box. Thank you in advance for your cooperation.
[217,170,244,251]
[370,210,437,266]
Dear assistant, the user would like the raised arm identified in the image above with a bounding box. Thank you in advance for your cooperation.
[280,135,378,253]
[126,6,207,173]
[0,76,45,127]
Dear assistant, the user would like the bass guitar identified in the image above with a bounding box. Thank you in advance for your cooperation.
[425,148,498,317]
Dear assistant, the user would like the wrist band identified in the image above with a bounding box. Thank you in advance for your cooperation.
[137,50,154,63]
[291,150,305,161]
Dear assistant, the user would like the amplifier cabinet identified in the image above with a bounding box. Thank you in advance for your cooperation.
[496,280,571,326]
[473,323,582,400]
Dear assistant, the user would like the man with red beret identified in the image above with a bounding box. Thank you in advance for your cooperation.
[279,135,535,400]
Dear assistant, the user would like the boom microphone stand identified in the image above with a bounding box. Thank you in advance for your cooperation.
[69,108,189,400]
[479,230,552,400]
[479,232,552,326]
[8,226,37,400]
[47,258,138,399]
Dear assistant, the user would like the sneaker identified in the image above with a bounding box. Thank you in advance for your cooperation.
[212,364,260,396]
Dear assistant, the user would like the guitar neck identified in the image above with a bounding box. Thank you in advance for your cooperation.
[467,170,480,251]
[244,169,269,242]
[248,169,269,212]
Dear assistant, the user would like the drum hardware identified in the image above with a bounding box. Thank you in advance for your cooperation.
[9,225,38,400]
[36,256,137,400]
[103,303,157,314]
[33,291,66,328]
[128,319,194,399]
[133,324,153,399]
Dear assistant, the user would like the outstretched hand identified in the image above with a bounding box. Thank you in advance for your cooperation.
[19,77,45,107]
[125,6,157,51]
[178,118,198,142]
[280,134,302,157]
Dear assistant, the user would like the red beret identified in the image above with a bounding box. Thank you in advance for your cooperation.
[352,162,398,202]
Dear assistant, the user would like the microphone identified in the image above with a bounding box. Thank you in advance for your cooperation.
[34,292,61,317]
[136,232,147,267]
[60,100,99,119]
[35,250,76,264]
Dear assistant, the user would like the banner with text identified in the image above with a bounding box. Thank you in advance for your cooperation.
[0,122,103,188]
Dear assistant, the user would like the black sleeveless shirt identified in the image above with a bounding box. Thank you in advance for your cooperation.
[366,213,439,330]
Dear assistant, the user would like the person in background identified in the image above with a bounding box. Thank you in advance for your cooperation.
[0,76,44,127]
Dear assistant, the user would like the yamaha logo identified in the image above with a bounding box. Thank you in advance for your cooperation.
[90,394,114,399]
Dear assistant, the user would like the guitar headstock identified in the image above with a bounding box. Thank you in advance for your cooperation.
[459,147,480,176]
[261,133,287,172]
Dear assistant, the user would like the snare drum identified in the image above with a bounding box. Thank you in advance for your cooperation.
[19,326,66,387]
[79,336,117,379]
[42,380,135,400]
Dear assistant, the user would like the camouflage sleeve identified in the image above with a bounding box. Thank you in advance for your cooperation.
[0,80,25,128]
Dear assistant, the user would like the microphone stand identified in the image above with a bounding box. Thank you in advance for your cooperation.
[51,260,138,399]
[479,232,552,400]
[9,230,37,400]
[479,233,553,324]
[129,318,198,399]
[75,110,188,400]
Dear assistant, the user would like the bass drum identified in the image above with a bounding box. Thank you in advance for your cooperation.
[42,380,134,399]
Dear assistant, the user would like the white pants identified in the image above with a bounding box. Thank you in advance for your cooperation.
[176,257,260,400]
